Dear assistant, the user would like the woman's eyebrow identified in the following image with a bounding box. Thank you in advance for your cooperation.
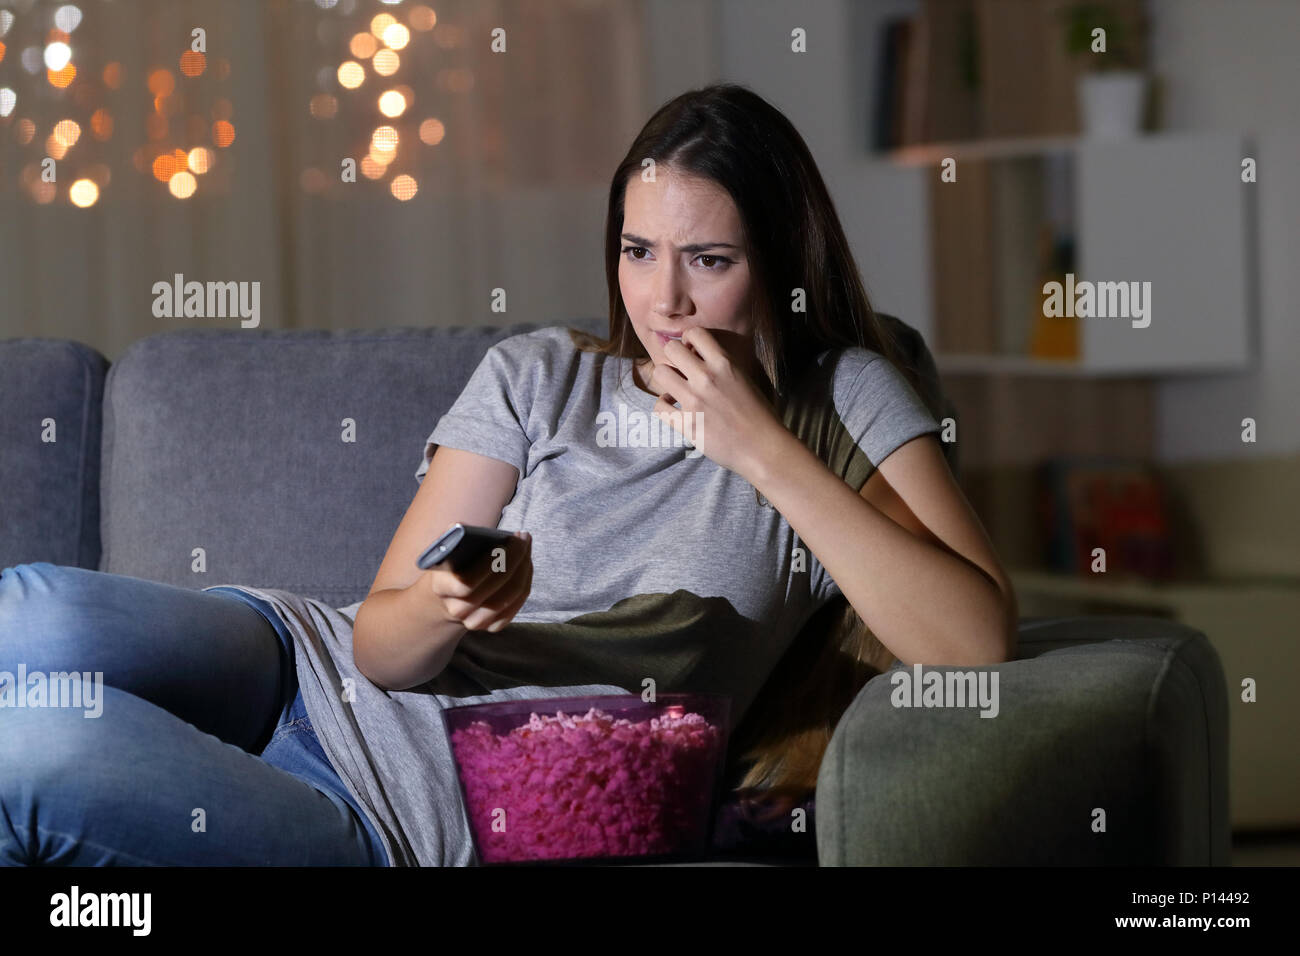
[620,233,740,253]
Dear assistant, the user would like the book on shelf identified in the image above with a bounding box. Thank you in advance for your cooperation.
[1036,457,1177,581]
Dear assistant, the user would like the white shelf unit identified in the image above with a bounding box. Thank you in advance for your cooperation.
[892,131,1255,377]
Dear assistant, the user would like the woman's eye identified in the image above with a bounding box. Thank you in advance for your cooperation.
[620,247,729,270]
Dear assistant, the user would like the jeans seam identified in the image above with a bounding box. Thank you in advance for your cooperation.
[267,717,311,745]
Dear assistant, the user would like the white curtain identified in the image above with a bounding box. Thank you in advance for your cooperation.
[0,0,647,360]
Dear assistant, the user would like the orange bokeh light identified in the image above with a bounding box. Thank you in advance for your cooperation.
[91,109,114,140]
[148,69,175,97]
[152,153,178,181]
[53,119,81,146]
[349,32,378,59]
[212,120,235,147]
[410,6,437,31]
[179,50,206,77]
[418,117,445,145]
[390,175,417,201]
[48,64,76,88]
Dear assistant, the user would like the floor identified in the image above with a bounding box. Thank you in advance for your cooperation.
[1230,830,1300,865]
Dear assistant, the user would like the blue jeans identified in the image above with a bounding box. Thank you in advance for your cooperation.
[0,562,389,866]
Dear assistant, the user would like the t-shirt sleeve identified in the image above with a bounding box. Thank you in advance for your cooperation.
[413,338,534,485]
[807,349,942,605]
[838,350,942,477]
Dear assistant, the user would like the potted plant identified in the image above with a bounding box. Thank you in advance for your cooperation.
[1062,1,1148,139]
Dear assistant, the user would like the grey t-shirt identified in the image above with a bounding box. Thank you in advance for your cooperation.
[210,325,940,867]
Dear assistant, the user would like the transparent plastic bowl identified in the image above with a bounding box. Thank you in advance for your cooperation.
[441,693,731,865]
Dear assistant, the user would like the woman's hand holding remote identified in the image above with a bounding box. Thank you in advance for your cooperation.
[426,530,532,634]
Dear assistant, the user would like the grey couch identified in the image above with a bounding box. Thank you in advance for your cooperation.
[0,316,1230,866]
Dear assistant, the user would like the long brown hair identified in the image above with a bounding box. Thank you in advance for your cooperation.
[568,83,941,819]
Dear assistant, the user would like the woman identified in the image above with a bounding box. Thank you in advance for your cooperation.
[0,83,1016,867]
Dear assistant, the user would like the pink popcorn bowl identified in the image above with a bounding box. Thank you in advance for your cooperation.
[441,693,732,865]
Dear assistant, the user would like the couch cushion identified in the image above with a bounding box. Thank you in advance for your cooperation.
[0,339,107,570]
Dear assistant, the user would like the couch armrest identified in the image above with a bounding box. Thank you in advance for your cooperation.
[815,616,1230,865]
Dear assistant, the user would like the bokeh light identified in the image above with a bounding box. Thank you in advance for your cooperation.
[44,42,71,71]
[168,170,197,199]
[69,178,99,208]
[372,49,398,76]
[147,69,175,97]
[418,117,445,145]
[370,124,398,158]
[212,120,236,147]
[179,50,206,77]
[390,174,417,201]
[337,60,364,89]
[378,90,405,118]
[54,5,83,33]
[410,6,437,31]
[90,108,113,139]
[47,63,76,87]
[349,32,377,59]
[309,93,338,119]
[53,118,81,146]
[187,146,212,174]
[382,23,409,50]
[152,152,179,181]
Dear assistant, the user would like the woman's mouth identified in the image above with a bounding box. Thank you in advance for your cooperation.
[655,331,684,346]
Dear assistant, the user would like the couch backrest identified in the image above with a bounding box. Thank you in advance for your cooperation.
[3,313,953,599]
[0,340,107,570]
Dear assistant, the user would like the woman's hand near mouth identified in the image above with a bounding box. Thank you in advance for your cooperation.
[649,326,788,481]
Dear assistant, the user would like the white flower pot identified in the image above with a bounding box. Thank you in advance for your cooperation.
[1077,71,1147,139]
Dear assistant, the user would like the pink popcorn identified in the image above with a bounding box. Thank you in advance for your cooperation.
[448,705,725,863]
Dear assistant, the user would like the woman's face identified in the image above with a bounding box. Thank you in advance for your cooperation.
[618,167,759,395]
